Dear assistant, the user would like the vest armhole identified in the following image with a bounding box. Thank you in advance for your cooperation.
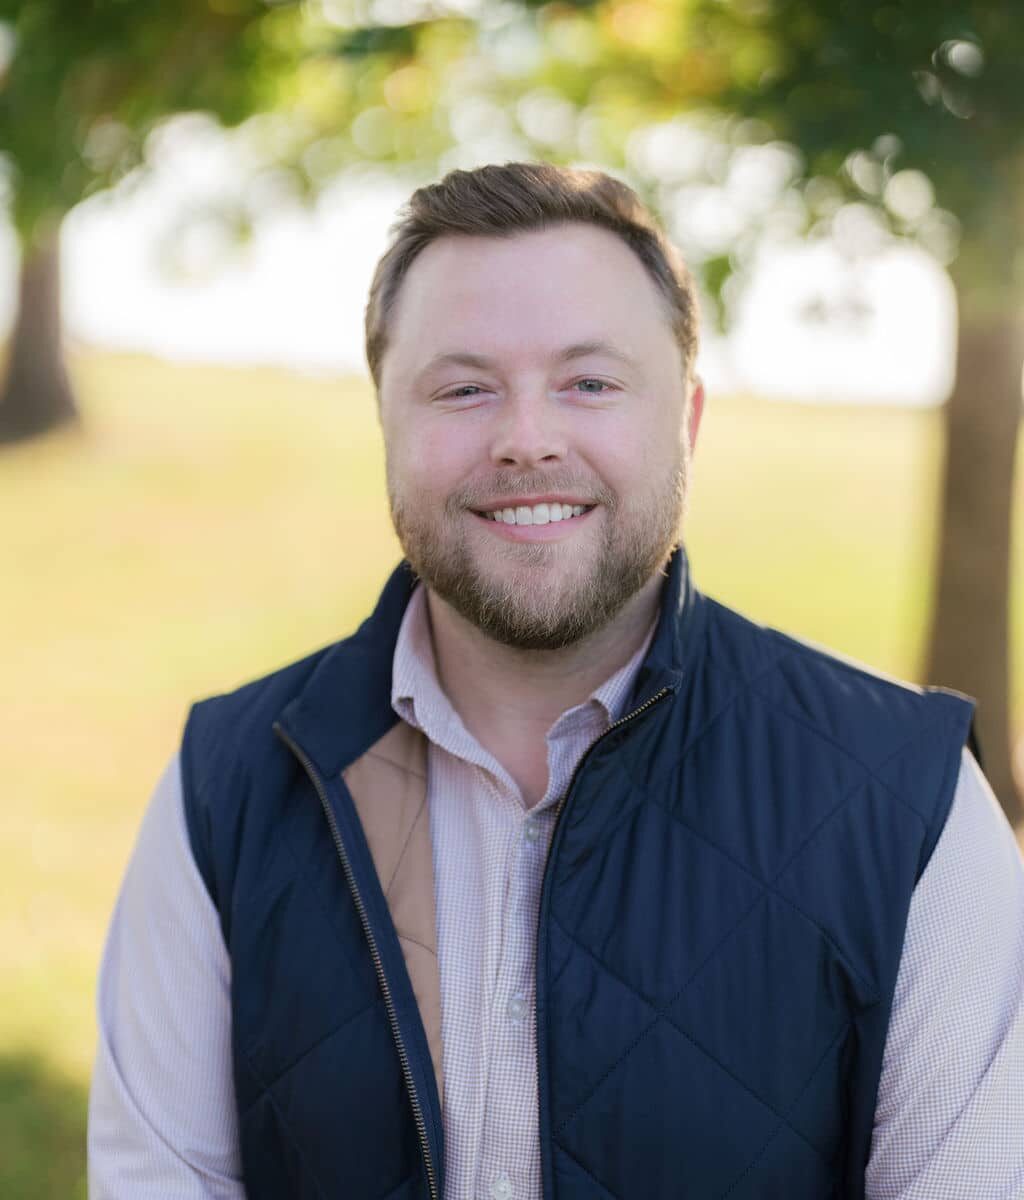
[966,714,984,773]
[916,698,976,880]
[180,701,222,921]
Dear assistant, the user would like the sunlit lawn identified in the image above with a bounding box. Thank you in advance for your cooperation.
[2,349,1022,1197]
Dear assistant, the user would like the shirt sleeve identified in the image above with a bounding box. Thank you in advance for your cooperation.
[865,747,1024,1199]
[88,753,245,1199]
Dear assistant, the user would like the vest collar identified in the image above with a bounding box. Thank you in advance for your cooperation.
[276,545,704,778]
[276,560,418,777]
[631,541,706,708]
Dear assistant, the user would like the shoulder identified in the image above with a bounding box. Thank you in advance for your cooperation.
[867,747,1024,1191]
[701,594,974,759]
[698,594,974,863]
[182,643,334,788]
[178,641,343,916]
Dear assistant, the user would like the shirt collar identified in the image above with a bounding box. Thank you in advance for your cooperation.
[391,582,659,746]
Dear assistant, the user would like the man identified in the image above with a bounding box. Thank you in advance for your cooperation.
[89,162,1024,1199]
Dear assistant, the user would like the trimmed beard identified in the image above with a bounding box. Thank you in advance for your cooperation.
[387,451,689,651]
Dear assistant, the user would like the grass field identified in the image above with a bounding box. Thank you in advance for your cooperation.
[2,349,1022,1197]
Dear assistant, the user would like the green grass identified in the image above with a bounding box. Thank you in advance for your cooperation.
[2,349,1022,1196]
[0,1054,88,1200]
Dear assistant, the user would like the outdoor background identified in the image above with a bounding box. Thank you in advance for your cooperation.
[2,2,1022,1196]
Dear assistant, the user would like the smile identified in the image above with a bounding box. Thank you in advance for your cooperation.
[475,502,595,526]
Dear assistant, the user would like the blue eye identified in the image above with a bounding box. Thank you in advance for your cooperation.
[439,379,613,400]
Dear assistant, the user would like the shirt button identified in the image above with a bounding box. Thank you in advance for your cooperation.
[506,993,528,1023]
[523,818,541,843]
[490,1172,513,1200]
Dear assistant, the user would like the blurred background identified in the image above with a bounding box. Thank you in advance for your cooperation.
[1,1,1022,1195]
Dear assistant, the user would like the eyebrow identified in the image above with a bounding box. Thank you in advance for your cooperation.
[415,339,641,382]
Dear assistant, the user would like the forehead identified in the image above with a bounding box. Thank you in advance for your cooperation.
[382,222,674,384]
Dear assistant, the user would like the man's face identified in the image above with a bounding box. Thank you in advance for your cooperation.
[378,222,700,650]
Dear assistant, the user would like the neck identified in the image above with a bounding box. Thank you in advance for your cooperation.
[425,572,663,751]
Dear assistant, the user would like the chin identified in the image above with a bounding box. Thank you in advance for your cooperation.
[478,549,587,590]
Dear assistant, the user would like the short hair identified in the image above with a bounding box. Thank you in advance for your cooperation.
[364,161,700,395]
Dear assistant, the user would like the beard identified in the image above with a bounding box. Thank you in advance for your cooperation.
[388,451,689,651]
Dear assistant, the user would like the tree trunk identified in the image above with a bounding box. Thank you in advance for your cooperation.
[0,228,79,445]
[924,309,1023,827]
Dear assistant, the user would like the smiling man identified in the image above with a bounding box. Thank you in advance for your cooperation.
[89,162,1024,1199]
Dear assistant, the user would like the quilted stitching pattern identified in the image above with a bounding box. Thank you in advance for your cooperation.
[545,613,965,1199]
[551,912,845,1159]
[228,766,430,1200]
[185,557,970,1200]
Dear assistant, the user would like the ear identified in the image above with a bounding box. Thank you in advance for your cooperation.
[687,378,705,453]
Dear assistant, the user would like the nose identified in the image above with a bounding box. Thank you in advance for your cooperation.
[489,388,568,469]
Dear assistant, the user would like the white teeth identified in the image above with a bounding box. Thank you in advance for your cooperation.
[483,503,591,525]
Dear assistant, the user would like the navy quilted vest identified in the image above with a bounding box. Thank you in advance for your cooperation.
[182,547,974,1200]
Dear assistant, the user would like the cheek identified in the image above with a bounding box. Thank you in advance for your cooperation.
[390,417,483,498]
[579,417,673,493]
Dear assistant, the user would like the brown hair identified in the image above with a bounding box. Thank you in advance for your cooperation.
[364,161,700,395]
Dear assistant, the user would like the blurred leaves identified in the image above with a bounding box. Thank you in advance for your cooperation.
[0,0,303,246]
[630,0,1024,303]
[3,0,1024,308]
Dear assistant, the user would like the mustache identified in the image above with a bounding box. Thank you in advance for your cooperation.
[450,473,616,510]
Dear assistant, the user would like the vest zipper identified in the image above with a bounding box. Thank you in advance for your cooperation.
[273,722,440,1200]
[552,685,674,825]
[536,683,674,1200]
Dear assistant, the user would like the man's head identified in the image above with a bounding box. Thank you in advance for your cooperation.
[365,161,704,651]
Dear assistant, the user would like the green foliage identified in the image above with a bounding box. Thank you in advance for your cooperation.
[0,0,303,247]
[333,23,422,59]
[4,0,1023,308]
[278,0,1017,316]
[699,253,734,332]
[685,0,1024,295]
[458,0,1023,306]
